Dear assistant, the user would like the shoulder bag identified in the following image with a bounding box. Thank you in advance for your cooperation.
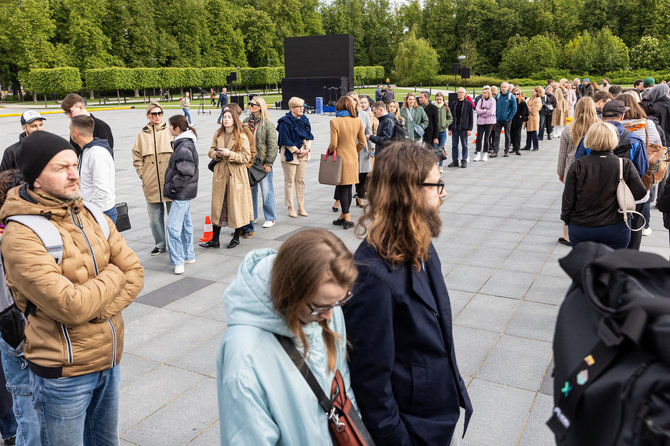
[318,150,343,185]
[114,202,131,232]
[405,108,425,138]
[642,125,670,189]
[616,157,645,231]
[247,156,267,187]
[275,334,375,446]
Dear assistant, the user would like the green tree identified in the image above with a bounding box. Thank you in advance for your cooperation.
[630,36,664,70]
[394,30,439,85]
[201,0,248,68]
[500,34,560,77]
[321,0,367,65]
[102,0,161,67]
[361,0,395,74]
[421,0,458,74]
[572,28,629,74]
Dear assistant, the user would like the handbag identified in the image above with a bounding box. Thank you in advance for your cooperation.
[642,125,670,189]
[114,202,131,232]
[247,156,267,187]
[207,158,219,172]
[616,158,645,231]
[318,150,343,185]
[275,334,375,446]
[432,144,447,161]
[405,109,425,138]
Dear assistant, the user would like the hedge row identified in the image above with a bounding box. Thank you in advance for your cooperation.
[353,66,385,82]
[23,67,82,95]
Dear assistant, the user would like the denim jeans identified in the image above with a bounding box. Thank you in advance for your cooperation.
[182,108,192,124]
[0,408,17,441]
[569,221,630,249]
[166,200,195,267]
[103,206,118,224]
[253,168,276,221]
[0,336,40,445]
[451,129,469,162]
[146,201,171,250]
[437,131,447,166]
[32,365,120,446]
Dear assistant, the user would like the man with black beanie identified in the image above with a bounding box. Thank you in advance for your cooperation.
[0,131,143,445]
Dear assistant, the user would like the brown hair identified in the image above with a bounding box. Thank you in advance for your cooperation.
[593,90,613,103]
[70,115,94,137]
[533,86,544,97]
[0,170,24,209]
[60,93,85,113]
[225,102,243,116]
[356,141,438,271]
[336,96,357,117]
[403,93,417,109]
[372,101,387,111]
[619,94,647,120]
[270,229,356,373]
[168,115,197,137]
[569,97,599,144]
[215,109,242,149]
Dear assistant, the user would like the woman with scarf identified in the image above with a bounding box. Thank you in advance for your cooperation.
[277,97,314,218]
[329,96,365,230]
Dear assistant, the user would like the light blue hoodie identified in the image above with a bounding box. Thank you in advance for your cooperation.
[217,248,355,446]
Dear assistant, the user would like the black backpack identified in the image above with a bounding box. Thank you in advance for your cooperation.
[613,129,633,160]
[392,122,410,141]
[548,242,670,445]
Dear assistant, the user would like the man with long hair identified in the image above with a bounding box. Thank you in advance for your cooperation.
[344,141,472,445]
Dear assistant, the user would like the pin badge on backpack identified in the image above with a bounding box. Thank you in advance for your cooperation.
[561,382,572,397]
[584,355,595,366]
[576,370,589,386]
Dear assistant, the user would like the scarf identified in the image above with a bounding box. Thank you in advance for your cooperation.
[277,112,314,162]
[335,110,351,118]
[248,114,261,134]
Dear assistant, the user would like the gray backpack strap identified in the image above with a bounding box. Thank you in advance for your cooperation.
[6,215,64,265]
[83,201,110,240]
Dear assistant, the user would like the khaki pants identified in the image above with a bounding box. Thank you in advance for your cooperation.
[281,160,308,208]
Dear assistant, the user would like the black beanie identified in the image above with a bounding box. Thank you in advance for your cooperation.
[17,131,76,186]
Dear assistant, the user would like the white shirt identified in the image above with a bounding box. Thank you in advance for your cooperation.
[79,145,115,211]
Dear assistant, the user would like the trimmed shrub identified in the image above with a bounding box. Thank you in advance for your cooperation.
[84,67,135,91]
[24,67,82,95]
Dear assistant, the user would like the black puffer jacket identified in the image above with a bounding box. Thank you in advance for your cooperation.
[657,177,670,229]
[164,130,199,201]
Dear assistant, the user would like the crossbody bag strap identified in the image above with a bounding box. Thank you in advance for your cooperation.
[274,333,332,413]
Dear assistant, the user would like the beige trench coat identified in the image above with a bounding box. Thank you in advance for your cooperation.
[327,116,365,185]
[526,97,542,132]
[552,87,570,127]
[209,132,254,228]
[132,121,174,203]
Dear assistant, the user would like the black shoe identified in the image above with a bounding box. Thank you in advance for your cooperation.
[460,161,467,168]
[332,206,339,212]
[539,137,544,141]
[532,148,539,151]
[342,220,354,229]
[199,240,220,248]
[520,147,530,150]
[558,237,570,246]
[333,218,345,226]
[489,153,498,158]
[447,162,459,168]
[150,247,165,256]
[515,150,521,156]
[547,134,552,140]
[4,437,15,446]
[227,239,240,249]
[503,152,509,157]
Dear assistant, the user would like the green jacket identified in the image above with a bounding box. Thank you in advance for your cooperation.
[437,104,453,132]
[244,116,278,165]
[400,107,428,142]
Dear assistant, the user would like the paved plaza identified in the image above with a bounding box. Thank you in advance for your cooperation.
[0,103,668,445]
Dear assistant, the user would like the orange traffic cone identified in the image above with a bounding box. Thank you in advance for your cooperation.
[473,136,477,144]
[199,216,213,242]
[501,128,505,134]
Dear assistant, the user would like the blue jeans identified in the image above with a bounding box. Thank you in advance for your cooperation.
[166,200,195,267]
[103,206,117,224]
[182,108,192,124]
[0,336,40,445]
[32,365,120,446]
[243,168,277,232]
[437,131,447,166]
[568,221,630,249]
[217,108,224,123]
[451,129,468,162]
[0,409,17,441]
[147,202,171,250]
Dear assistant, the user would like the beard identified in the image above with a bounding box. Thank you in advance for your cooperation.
[422,200,443,238]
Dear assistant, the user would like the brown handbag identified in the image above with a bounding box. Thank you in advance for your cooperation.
[642,125,670,189]
[318,150,343,185]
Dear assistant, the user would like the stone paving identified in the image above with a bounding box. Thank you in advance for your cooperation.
[0,104,668,445]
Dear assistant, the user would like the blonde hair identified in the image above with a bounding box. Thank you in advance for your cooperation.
[346,91,361,111]
[584,121,619,152]
[569,97,599,144]
[146,102,163,114]
[288,96,304,109]
[250,95,270,122]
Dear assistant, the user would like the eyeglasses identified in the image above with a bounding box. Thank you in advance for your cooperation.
[514,93,520,96]
[249,102,259,107]
[306,291,353,316]
[419,181,445,194]
[149,111,163,116]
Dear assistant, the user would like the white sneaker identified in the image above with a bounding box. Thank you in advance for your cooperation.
[473,152,482,162]
[174,264,185,275]
[642,227,652,236]
[185,258,196,264]
[482,152,488,162]
[439,167,443,173]
[262,220,276,228]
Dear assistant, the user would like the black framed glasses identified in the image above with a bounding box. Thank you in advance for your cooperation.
[419,181,445,194]
[149,111,163,116]
[306,291,353,316]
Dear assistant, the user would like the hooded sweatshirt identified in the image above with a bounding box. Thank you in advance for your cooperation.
[217,249,356,446]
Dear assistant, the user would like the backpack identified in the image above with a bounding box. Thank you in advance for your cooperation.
[547,242,670,445]
[612,130,633,160]
[392,122,410,141]
[0,203,109,349]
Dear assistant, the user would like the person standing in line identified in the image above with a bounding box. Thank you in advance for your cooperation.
[522,87,543,151]
[243,96,278,229]
[375,85,383,102]
[329,96,365,230]
[352,93,374,209]
[542,86,557,141]
[369,101,397,154]
[179,92,192,124]
[201,109,253,249]
[552,79,570,128]
[164,115,199,275]
[132,102,173,256]
[388,100,405,129]
[400,94,428,142]
[473,86,496,162]
[1,111,46,172]
[434,92,453,172]
[567,82,578,117]
[419,91,439,150]
[510,88,528,156]
[344,141,472,446]
[493,82,517,157]
[448,87,473,168]
[217,88,229,124]
[277,97,313,219]
[60,93,114,157]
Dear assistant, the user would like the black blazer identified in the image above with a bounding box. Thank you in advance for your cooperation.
[422,103,439,144]
[448,99,474,132]
[344,240,472,446]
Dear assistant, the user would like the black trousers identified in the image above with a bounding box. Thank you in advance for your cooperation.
[355,173,368,199]
[476,124,493,153]
[627,203,646,250]
[510,125,522,152]
[334,185,353,214]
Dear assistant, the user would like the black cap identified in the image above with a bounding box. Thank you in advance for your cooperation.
[17,131,76,186]
[601,100,629,118]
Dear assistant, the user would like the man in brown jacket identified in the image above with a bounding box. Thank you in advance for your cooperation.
[132,102,173,255]
[0,131,144,445]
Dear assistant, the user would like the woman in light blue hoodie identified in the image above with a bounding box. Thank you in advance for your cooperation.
[217,228,359,445]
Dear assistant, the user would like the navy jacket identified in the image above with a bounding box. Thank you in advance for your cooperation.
[163,131,199,201]
[344,240,472,446]
[369,113,396,152]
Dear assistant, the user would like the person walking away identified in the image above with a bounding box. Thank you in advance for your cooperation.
[473,86,496,162]
[510,88,528,156]
[493,82,517,157]
[448,87,474,168]
[164,115,199,275]
[277,97,313,219]
[180,92,192,124]
[216,88,229,124]
[344,141,472,445]
[132,102,173,255]
[243,96,278,229]
[400,94,428,142]
[1,131,144,446]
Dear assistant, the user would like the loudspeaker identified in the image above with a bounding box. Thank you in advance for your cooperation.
[452,63,461,75]
[230,95,244,108]
[461,68,470,79]
[281,77,348,109]
[227,72,238,84]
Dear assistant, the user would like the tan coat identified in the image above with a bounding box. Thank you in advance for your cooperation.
[526,97,542,132]
[0,187,144,378]
[132,121,173,203]
[209,131,254,228]
[327,116,365,185]
[552,87,570,127]
[242,125,257,168]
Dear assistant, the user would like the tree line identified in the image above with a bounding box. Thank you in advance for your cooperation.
[3,0,670,93]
